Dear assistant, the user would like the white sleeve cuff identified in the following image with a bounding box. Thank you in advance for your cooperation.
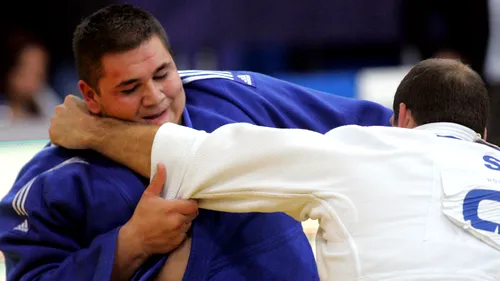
[150,123,203,199]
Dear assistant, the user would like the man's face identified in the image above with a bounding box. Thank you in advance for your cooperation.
[9,45,48,99]
[79,35,185,125]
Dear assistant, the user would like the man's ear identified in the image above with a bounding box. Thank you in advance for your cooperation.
[397,103,418,128]
[78,80,101,115]
[484,127,488,140]
[397,103,408,128]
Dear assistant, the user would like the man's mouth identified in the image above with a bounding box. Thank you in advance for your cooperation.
[142,110,167,121]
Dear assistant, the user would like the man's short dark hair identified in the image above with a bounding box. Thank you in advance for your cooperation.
[393,58,489,134]
[72,4,172,90]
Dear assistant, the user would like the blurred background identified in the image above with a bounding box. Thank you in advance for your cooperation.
[0,0,498,278]
[1,0,498,138]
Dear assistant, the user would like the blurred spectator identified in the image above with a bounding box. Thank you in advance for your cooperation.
[401,0,489,78]
[485,0,500,145]
[0,29,61,124]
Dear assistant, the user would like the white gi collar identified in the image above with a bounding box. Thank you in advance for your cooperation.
[415,122,479,142]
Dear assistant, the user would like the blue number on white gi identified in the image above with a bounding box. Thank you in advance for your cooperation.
[463,189,500,234]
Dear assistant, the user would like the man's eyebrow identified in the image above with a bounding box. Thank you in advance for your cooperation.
[155,62,172,73]
[115,78,140,89]
[114,62,172,89]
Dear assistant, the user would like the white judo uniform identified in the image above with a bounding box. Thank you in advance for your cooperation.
[151,122,500,281]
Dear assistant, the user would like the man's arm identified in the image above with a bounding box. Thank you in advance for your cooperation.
[88,118,159,178]
[49,96,159,177]
[150,122,398,281]
[151,122,356,200]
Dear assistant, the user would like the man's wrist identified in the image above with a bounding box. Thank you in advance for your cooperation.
[84,116,106,150]
[118,222,150,262]
[80,115,160,177]
[111,223,150,281]
[86,117,125,151]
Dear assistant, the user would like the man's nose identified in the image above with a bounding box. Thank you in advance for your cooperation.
[142,80,164,107]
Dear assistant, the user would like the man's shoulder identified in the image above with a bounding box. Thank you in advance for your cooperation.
[326,125,434,148]
[3,145,146,219]
[0,146,144,236]
[179,69,300,98]
[18,145,116,176]
[179,69,271,88]
[14,145,87,182]
[179,69,327,109]
[14,145,145,197]
[326,124,413,135]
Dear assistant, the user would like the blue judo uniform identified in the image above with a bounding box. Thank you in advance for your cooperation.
[0,70,392,281]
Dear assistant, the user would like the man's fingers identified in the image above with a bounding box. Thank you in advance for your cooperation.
[184,212,198,222]
[178,221,192,234]
[145,163,167,196]
[72,96,88,109]
[165,213,193,231]
[168,199,198,215]
[64,94,76,105]
[66,94,80,102]
[170,233,187,249]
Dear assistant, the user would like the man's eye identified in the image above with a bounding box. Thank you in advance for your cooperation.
[153,73,168,80]
[122,86,138,94]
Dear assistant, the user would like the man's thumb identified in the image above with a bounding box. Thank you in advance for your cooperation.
[145,163,166,196]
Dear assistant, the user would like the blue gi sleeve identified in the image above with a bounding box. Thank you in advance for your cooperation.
[250,72,394,132]
[0,162,130,281]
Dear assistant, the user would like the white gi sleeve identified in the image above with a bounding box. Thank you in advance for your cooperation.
[150,122,377,281]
